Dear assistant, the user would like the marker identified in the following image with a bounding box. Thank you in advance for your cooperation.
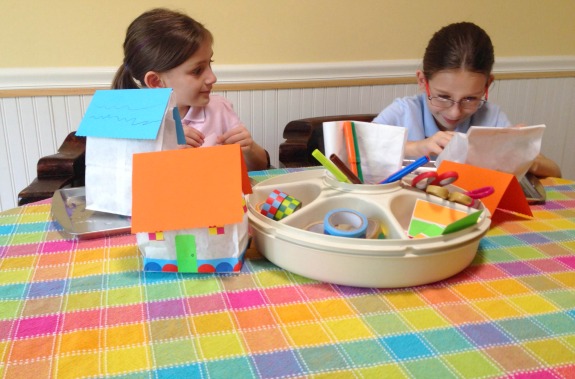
[351,122,364,182]
[312,149,352,183]
[343,122,358,176]
[329,153,362,184]
[380,155,430,184]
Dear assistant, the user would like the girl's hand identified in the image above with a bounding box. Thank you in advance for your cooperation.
[216,124,254,151]
[406,131,454,156]
[217,124,269,171]
[183,126,205,148]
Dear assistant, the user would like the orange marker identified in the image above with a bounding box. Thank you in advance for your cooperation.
[343,121,358,176]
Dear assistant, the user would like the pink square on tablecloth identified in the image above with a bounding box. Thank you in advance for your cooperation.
[41,240,76,254]
[557,256,575,270]
[226,290,266,310]
[15,314,60,338]
[61,309,102,332]
[106,304,145,326]
[186,294,228,314]
[299,283,340,301]
[0,320,15,340]
[264,286,305,305]
[5,243,42,257]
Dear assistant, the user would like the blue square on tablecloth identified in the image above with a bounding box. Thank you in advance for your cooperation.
[252,350,302,377]
[298,345,348,372]
[380,333,433,361]
[156,362,204,378]
[0,224,16,235]
[68,275,105,293]
[486,235,525,248]
[459,323,511,347]
[28,279,67,298]
[15,222,49,234]
[340,340,393,365]
[205,357,255,379]
[496,318,549,341]
[421,328,473,353]
[478,238,499,250]
[515,232,553,245]
[106,272,143,289]
[534,313,575,335]
[0,283,27,300]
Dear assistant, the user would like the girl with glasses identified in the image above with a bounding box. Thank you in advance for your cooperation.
[373,22,561,178]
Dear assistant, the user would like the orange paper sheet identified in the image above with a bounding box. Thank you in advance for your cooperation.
[131,144,252,233]
[437,161,532,217]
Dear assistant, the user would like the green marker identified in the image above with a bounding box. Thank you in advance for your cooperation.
[351,122,364,182]
[312,149,351,183]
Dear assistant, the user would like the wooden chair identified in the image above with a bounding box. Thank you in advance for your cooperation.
[278,114,377,167]
[17,132,86,206]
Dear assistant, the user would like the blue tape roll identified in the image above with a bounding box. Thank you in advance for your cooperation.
[323,208,368,238]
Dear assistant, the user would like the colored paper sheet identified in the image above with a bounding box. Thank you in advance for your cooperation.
[76,88,172,139]
[408,199,472,237]
[437,161,532,217]
[442,210,482,235]
[131,144,252,233]
[173,107,187,145]
[175,235,198,272]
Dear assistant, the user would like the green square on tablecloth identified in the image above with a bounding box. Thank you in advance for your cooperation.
[363,313,411,335]
[340,340,393,365]
[106,287,144,306]
[152,339,198,366]
[542,289,575,309]
[404,357,458,379]
[0,300,21,319]
[181,276,222,296]
[204,357,255,379]
[10,232,45,244]
[145,282,183,301]
[444,351,501,378]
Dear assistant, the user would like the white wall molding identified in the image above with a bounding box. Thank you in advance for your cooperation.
[1,56,574,90]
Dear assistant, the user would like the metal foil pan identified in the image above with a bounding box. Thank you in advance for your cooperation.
[51,187,131,239]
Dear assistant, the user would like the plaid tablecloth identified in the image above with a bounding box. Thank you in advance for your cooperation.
[1,169,574,378]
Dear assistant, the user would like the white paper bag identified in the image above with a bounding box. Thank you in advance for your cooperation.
[137,199,249,273]
[436,125,545,179]
[323,121,407,184]
[81,89,181,216]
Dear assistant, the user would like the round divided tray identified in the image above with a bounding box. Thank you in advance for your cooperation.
[247,169,491,288]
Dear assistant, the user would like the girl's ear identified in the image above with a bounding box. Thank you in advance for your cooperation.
[416,70,427,91]
[143,71,164,88]
[487,74,494,87]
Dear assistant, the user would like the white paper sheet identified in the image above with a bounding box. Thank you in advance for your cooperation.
[436,125,545,179]
[323,121,407,184]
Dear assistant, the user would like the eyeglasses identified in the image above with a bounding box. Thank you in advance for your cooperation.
[425,81,488,110]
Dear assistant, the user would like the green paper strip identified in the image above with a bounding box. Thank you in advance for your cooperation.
[175,234,198,272]
[351,122,364,182]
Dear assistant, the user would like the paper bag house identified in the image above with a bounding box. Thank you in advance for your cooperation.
[76,88,185,216]
[131,145,253,273]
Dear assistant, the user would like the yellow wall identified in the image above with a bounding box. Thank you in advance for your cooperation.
[2,0,574,68]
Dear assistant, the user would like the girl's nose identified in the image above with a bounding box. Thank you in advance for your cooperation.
[447,103,463,118]
[206,67,217,85]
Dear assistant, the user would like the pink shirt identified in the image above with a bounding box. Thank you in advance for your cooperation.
[181,95,241,146]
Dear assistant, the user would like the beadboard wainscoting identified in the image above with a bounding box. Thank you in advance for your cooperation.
[1,58,574,211]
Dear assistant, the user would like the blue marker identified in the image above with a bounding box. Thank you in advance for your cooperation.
[380,156,430,184]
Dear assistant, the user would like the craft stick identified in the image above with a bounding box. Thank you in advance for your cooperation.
[343,121,358,176]
[351,122,364,182]
[329,153,362,184]
[311,149,352,183]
